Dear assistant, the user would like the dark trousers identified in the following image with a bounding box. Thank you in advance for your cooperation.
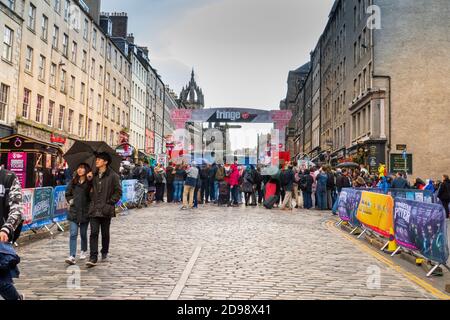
[442,200,450,219]
[201,179,210,203]
[0,279,20,300]
[231,186,239,205]
[155,183,165,201]
[166,183,174,203]
[209,180,216,201]
[89,217,111,260]
[303,191,313,209]
[245,191,256,205]
[256,186,263,204]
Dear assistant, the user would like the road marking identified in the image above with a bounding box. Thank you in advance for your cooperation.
[325,220,450,300]
[168,246,202,300]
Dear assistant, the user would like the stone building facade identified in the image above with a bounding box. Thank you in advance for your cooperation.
[284,0,450,179]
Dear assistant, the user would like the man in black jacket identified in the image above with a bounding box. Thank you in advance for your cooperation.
[438,175,450,219]
[336,169,352,193]
[86,153,122,267]
[280,165,295,210]
[208,163,218,203]
[391,172,409,189]
[200,164,211,204]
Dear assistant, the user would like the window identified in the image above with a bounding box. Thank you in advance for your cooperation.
[90,58,95,78]
[70,76,75,97]
[100,37,105,56]
[111,104,115,121]
[89,88,94,109]
[60,69,66,93]
[353,79,357,99]
[107,43,111,60]
[353,42,357,66]
[112,78,116,95]
[58,105,65,130]
[106,73,110,91]
[78,114,84,136]
[80,82,85,102]
[38,55,46,80]
[62,33,68,56]
[97,94,101,113]
[110,130,114,146]
[52,25,59,49]
[99,66,103,85]
[363,68,367,92]
[0,84,9,121]
[103,126,107,141]
[64,0,70,21]
[2,26,13,62]
[114,50,117,67]
[6,0,14,10]
[22,89,30,118]
[92,29,97,49]
[71,41,77,63]
[87,119,92,139]
[104,99,109,118]
[28,3,36,31]
[25,46,33,73]
[54,0,61,13]
[120,56,123,73]
[95,122,100,140]
[47,100,54,126]
[68,109,73,133]
[81,50,87,71]
[83,19,88,40]
[50,63,57,86]
[122,111,125,127]
[41,15,48,41]
[35,95,43,122]
[118,83,121,100]
[117,107,120,124]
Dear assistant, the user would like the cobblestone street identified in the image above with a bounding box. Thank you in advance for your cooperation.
[14,203,439,300]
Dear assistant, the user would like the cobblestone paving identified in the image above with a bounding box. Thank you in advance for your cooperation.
[14,203,436,300]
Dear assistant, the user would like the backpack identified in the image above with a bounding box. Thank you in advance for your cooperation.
[132,166,143,180]
[215,167,225,181]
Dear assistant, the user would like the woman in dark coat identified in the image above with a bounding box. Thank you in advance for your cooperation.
[438,175,450,219]
[65,163,92,265]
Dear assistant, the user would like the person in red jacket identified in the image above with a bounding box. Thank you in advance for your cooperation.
[229,162,240,206]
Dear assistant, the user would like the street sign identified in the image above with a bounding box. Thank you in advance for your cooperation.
[402,150,407,160]
[397,144,407,151]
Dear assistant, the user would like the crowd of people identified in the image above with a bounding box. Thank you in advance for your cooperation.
[1,152,450,300]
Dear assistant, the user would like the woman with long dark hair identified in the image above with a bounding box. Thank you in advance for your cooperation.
[65,163,92,265]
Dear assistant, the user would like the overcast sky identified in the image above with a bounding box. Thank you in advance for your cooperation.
[102,0,335,150]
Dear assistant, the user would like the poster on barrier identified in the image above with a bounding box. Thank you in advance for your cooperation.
[53,185,68,222]
[356,192,394,238]
[28,187,54,229]
[121,180,137,204]
[394,198,449,264]
[338,189,362,227]
[21,189,34,228]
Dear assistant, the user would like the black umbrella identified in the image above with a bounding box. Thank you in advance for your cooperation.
[63,140,122,173]
[336,162,360,169]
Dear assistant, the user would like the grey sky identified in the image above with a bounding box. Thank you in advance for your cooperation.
[102,0,335,149]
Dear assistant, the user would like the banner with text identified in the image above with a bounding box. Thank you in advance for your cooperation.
[53,185,68,223]
[394,198,449,264]
[356,192,394,238]
[28,187,54,229]
[121,179,137,204]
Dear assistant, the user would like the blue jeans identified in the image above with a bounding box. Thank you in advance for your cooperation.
[210,180,217,201]
[173,181,184,202]
[302,191,312,209]
[69,221,89,258]
[231,186,239,205]
[0,279,20,300]
[316,190,327,210]
[214,181,219,201]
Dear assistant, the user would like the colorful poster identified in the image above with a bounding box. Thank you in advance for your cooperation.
[337,188,362,227]
[21,189,34,226]
[394,198,449,264]
[121,180,137,204]
[29,187,53,229]
[356,192,394,238]
[7,152,27,188]
[53,185,68,222]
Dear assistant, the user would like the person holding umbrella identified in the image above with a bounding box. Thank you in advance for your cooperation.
[64,163,92,265]
[85,152,122,268]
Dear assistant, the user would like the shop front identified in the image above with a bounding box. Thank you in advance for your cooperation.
[0,134,63,188]
[347,140,386,175]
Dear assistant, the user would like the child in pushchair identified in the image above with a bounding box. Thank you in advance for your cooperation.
[134,182,146,209]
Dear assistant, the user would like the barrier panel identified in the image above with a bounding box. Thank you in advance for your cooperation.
[21,189,34,228]
[53,185,68,223]
[388,189,434,204]
[23,187,54,231]
[394,198,449,265]
[356,192,394,238]
[120,179,138,205]
[337,189,362,228]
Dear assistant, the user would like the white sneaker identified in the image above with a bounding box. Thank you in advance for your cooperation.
[79,251,87,260]
[65,256,76,265]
